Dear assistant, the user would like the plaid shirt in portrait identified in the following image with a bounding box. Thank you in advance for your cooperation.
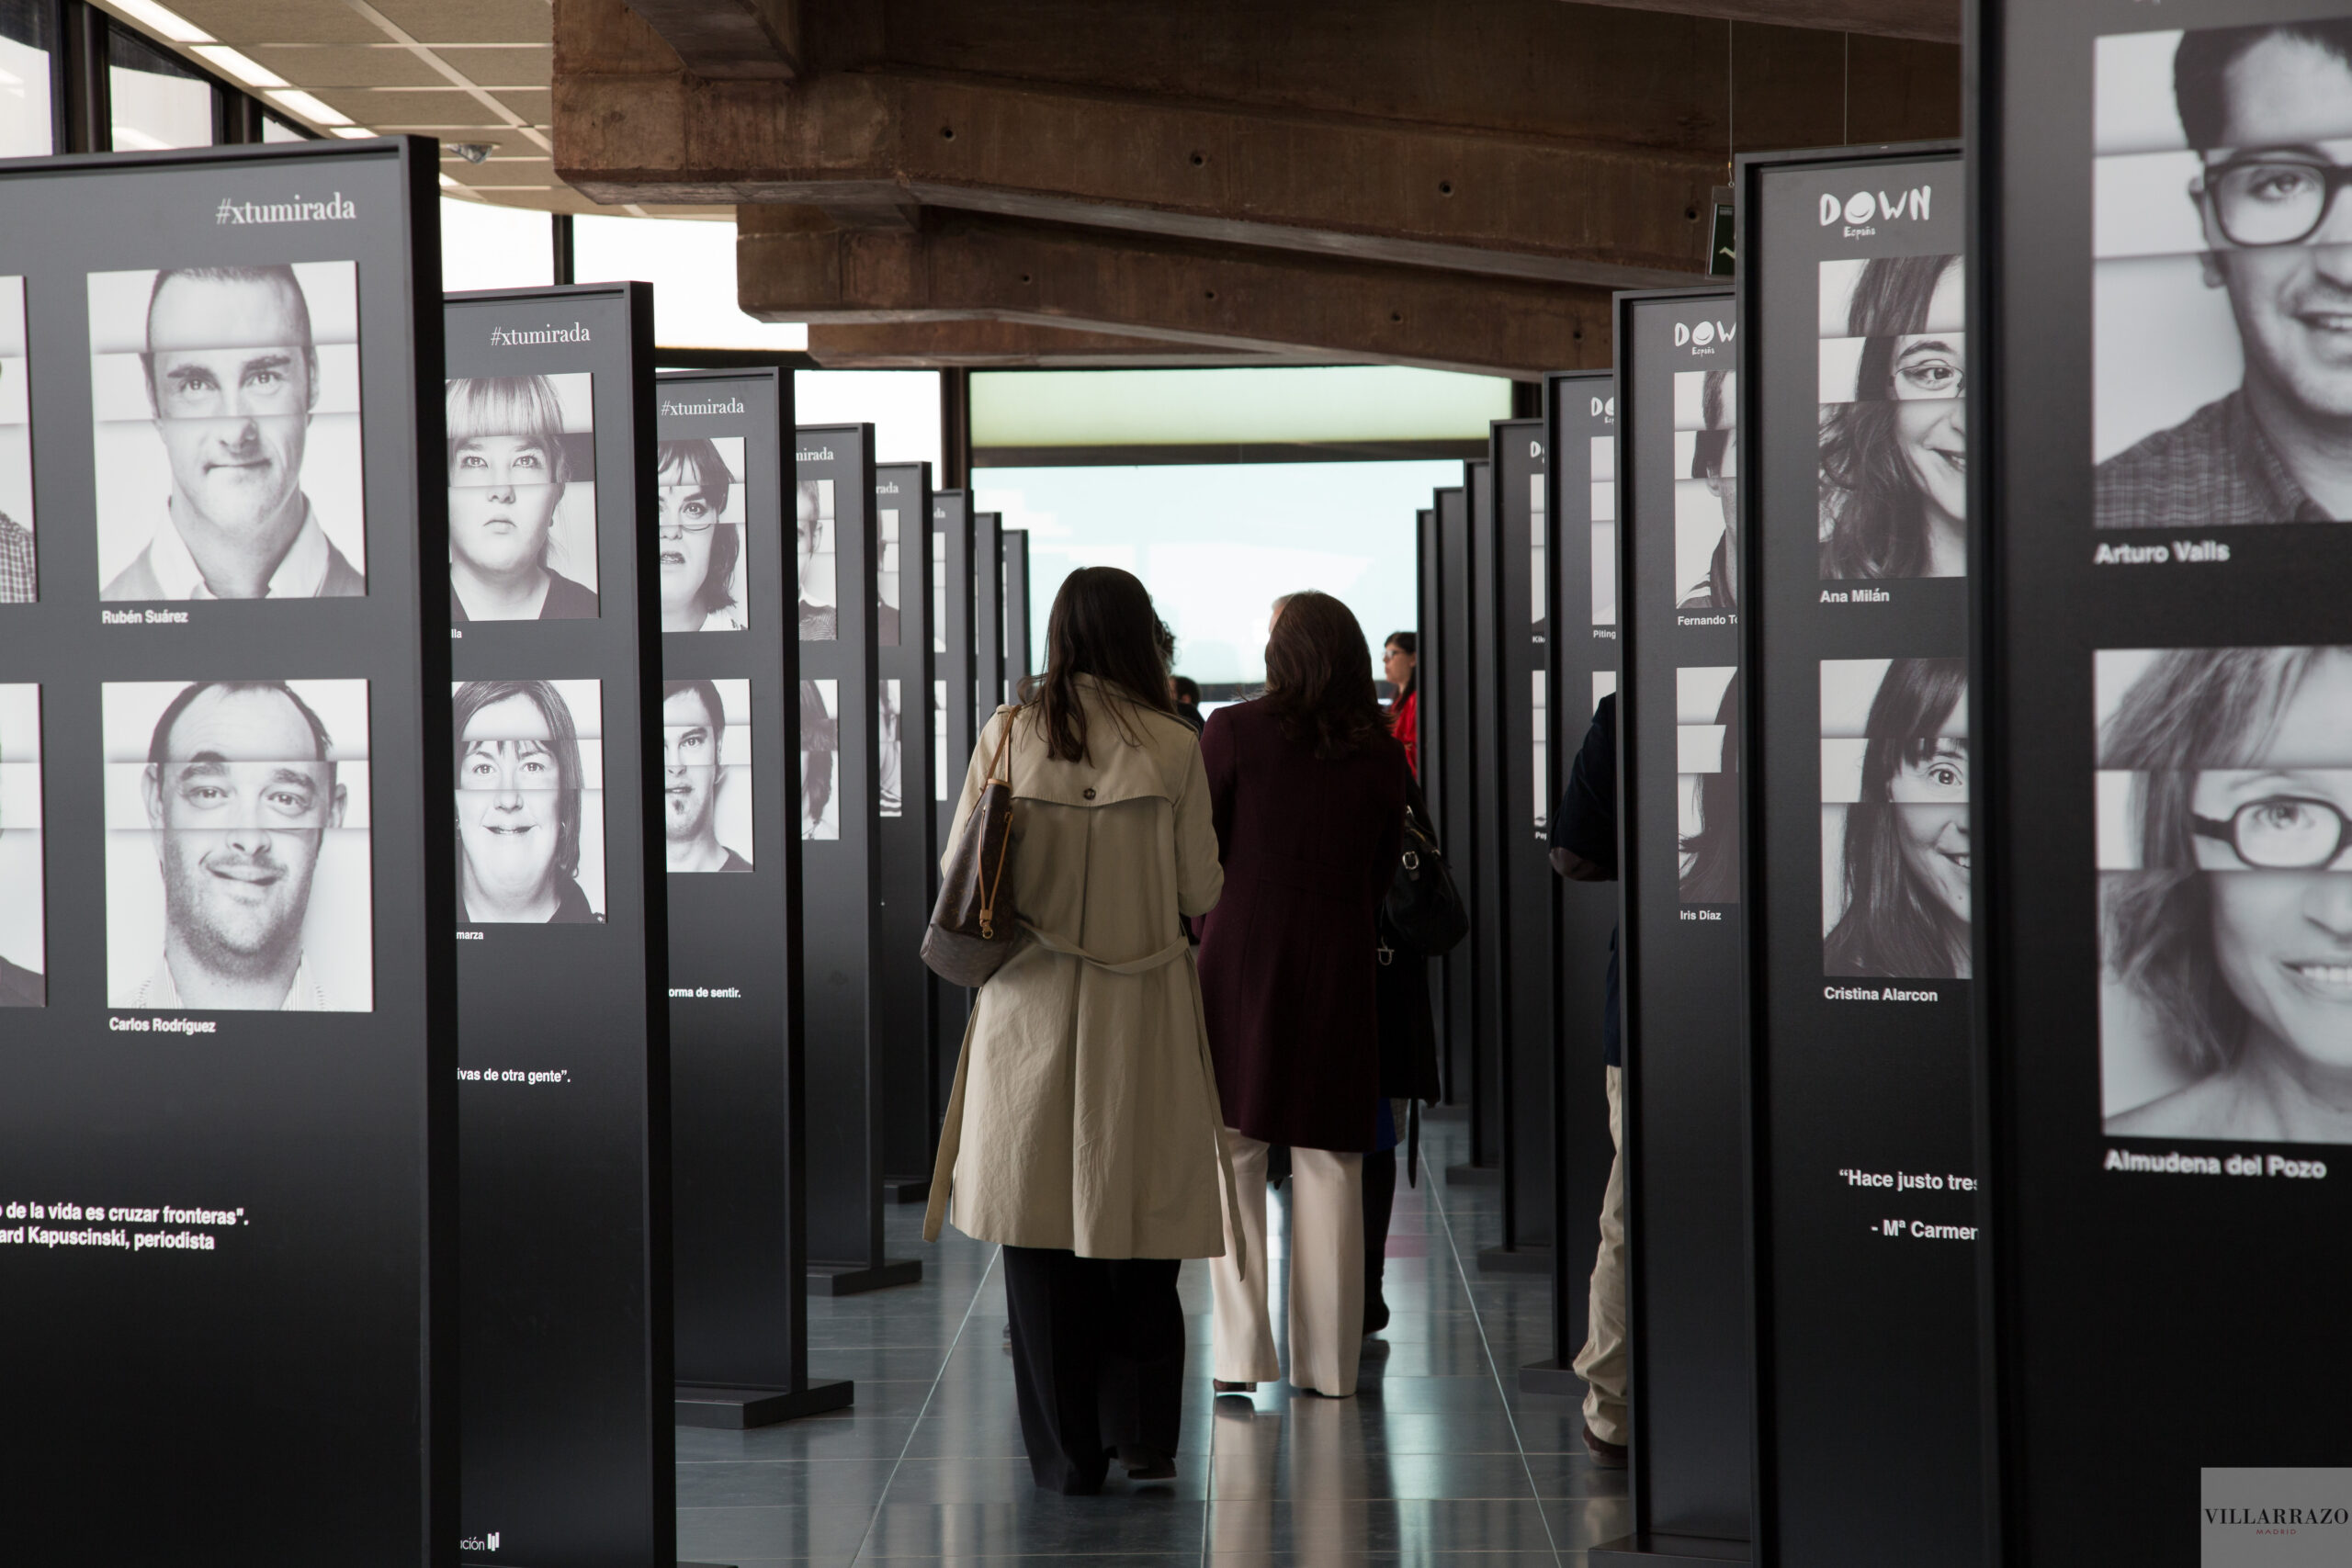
[0,513,32,603]
[2095,389,2331,529]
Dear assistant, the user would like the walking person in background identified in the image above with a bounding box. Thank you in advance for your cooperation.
[1199,591,1408,1398]
[923,566,1239,1494]
[1384,632,1419,775]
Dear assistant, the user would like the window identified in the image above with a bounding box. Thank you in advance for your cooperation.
[0,0,51,157]
[109,20,211,152]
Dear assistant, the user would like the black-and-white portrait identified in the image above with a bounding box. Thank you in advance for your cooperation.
[0,276,34,604]
[2098,646,2352,1145]
[104,679,370,1010]
[876,505,901,648]
[453,679,605,923]
[447,373,597,622]
[656,435,746,633]
[878,678,902,819]
[1594,671,1617,716]
[1590,433,1615,628]
[1678,664,1739,903]
[797,478,837,641]
[1821,658,1971,977]
[800,678,839,840]
[2095,23,2352,526]
[662,677,751,873]
[0,682,43,1005]
[1532,669,1550,835]
[90,262,364,601]
[1818,255,1967,579]
[1674,369,1736,611]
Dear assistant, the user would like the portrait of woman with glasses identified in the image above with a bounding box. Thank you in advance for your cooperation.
[1817,254,1965,581]
[654,437,746,633]
[1823,658,1970,978]
[2100,647,2352,1143]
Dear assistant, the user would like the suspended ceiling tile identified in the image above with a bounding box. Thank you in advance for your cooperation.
[365,0,558,48]
[169,0,386,47]
[241,46,448,88]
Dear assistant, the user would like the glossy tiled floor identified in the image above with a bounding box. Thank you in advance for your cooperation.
[679,1113,1627,1565]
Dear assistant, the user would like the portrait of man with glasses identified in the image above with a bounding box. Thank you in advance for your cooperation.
[2097,21,2352,528]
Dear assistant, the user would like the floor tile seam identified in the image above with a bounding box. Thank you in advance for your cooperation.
[849,1241,1005,1567]
[1423,1146,1563,1566]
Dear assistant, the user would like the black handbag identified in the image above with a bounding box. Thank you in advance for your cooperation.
[921,715,1023,987]
[1385,776,1467,956]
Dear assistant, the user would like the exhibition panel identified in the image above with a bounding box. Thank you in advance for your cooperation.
[1977,4,2352,1558]
[1454,456,1503,1185]
[797,423,917,1295]
[1433,485,1476,1113]
[447,282,673,1565]
[973,509,1004,740]
[1001,525,1033,701]
[1597,288,1752,1560]
[0,138,453,1562]
[875,460,939,1203]
[1737,144,1981,1564]
[1486,417,1555,1269]
[931,489,974,1137]
[1416,503,1447,1086]
[656,368,852,1429]
[1523,369,1619,1397]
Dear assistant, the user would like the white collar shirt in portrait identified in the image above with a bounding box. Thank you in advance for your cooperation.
[145,496,332,600]
[129,953,328,1011]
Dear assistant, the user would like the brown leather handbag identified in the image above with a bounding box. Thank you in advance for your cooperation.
[921,713,1023,987]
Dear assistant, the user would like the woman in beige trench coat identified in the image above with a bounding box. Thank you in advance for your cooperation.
[923,566,1242,1495]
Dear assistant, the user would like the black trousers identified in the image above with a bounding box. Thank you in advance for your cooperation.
[1363,1145,1397,1314]
[1000,1245,1185,1494]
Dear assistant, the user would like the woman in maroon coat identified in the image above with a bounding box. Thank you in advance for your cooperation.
[1198,591,1408,1397]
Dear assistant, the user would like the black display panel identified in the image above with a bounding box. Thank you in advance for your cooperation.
[972,509,1003,740]
[796,424,913,1293]
[931,490,973,1142]
[1526,370,1620,1393]
[1001,525,1033,701]
[445,284,670,1566]
[1460,457,1502,1179]
[1611,288,1750,1550]
[1432,486,1475,1113]
[655,368,851,1428]
[0,139,453,1563]
[875,460,937,1199]
[1977,6,2352,1559]
[1416,504,1448,1092]
[1737,145,1981,1564]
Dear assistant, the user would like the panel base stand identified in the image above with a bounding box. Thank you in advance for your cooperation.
[880,1176,933,1204]
[675,1379,855,1428]
[1590,1534,1751,1566]
[1443,1161,1500,1187]
[1477,1244,1551,1274]
[808,1258,923,1295]
[1516,1357,1583,1397]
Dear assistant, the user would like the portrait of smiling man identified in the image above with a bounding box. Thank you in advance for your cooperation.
[101,264,364,600]
[2099,21,2352,527]
[115,680,355,1011]
[662,678,750,873]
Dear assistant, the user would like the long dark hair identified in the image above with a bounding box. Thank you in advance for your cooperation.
[1385,629,1419,701]
[1679,671,1740,904]
[1824,659,1968,978]
[1027,566,1176,763]
[1819,254,1961,581]
[1264,591,1389,761]
[1685,370,1736,609]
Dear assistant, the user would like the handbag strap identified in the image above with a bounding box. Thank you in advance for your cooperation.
[978,711,1021,940]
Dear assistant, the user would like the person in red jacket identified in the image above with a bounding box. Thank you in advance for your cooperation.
[1383,631,1419,775]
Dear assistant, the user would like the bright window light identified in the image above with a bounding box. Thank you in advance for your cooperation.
[329,127,375,140]
[795,370,943,473]
[190,46,285,90]
[266,88,351,128]
[572,211,808,353]
[107,0,211,45]
[440,197,554,293]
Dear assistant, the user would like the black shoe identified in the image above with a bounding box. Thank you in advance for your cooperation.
[1120,1445,1176,1481]
[1214,1380,1256,1394]
[1583,1423,1627,1470]
[1362,1295,1390,1336]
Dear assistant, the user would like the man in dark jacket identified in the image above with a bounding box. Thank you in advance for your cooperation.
[1550,694,1623,1468]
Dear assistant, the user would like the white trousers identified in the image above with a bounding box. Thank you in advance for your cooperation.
[1573,1065,1628,1443]
[1211,1129,1365,1396]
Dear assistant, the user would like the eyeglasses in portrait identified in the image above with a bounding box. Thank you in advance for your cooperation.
[447,373,598,623]
[656,436,746,634]
[104,679,371,1010]
[453,679,606,924]
[1820,658,1970,978]
[800,677,839,840]
[662,677,752,873]
[1817,254,1966,581]
[2098,646,2352,1145]
[0,683,44,1005]
[1677,663,1739,904]
[1673,370,1736,613]
[89,262,364,602]
[2094,22,2352,527]
[0,277,35,604]
[797,478,837,641]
